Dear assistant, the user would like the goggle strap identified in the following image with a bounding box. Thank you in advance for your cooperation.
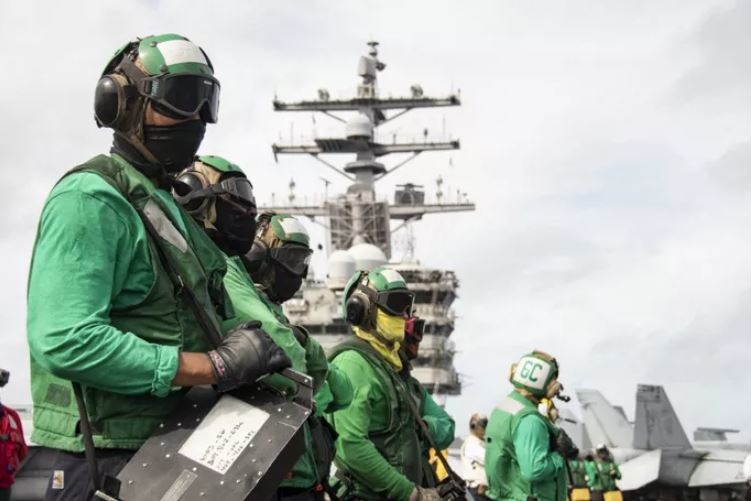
[116,56,148,90]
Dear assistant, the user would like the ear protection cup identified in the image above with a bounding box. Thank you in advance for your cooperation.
[508,363,518,384]
[545,379,562,400]
[345,291,371,327]
[469,414,488,430]
[244,238,269,274]
[94,73,131,128]
[255,212,274,239]
[174,170,211,215]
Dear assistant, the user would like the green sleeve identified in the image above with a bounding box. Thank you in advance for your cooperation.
[323,363,352,412]
[419,385,455,450]
[314,381,334,417]
[222,258,306,373]
[27,177,178,397]
[585,462,598,488]
[301,335,329,393]
[612,461,621,480]
[328,351,415,501]
[512,414,564,482]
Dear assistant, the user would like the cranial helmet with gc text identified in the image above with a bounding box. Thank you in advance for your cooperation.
[509,350,561,399]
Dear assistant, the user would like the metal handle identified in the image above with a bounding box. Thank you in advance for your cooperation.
[279,368,314,410]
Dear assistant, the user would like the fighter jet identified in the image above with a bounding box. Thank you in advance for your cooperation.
[576,384,750,496]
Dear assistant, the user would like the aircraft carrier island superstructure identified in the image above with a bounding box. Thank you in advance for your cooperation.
[262,41,475,395]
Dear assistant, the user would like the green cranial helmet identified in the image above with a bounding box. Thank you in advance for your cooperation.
[197,155,244,175]
[509,351,561,399]
[246,214,313,279]
[174,155,256,217]
[94,33,220,163]
[259,214,311,249]
[342,267,414,325]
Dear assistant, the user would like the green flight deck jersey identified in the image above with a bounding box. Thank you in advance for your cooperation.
[402,367,456,487]
[586,459,621,491]
[484,391,568,501]
[27,154,230,451]
[568,459,589,488]
[328,338,443,501]
[222,257,352,490]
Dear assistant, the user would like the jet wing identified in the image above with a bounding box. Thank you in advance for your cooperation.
[687,449,751,487]
[616,449,662,491]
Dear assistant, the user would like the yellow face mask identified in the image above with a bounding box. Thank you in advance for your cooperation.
[353,309,406,370]
[375,308,406,343]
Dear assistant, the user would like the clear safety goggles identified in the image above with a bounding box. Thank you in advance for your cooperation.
[140,73,221,123]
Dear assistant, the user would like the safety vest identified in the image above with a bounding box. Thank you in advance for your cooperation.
[485,391,567,501]
[329,337,423,500]
[568,459,588,488]
[594,460,619,491]
[30,154,230,451]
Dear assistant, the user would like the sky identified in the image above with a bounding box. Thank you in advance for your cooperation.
[0,0,750,443]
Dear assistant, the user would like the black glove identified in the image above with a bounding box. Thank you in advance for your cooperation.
[555,429,578,459]
[437,477,469,501]
[410,487,441,501]
[208,321,292,392]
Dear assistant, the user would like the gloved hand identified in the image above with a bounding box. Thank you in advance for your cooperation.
[437,478,469,500]
[554,429,579,459]
[208,321,291,392]
[409,486,442,501]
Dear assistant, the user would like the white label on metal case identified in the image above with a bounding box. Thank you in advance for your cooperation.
[178,394,270,474]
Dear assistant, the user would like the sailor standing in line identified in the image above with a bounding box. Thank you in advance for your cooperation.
[173,156,352,500]
[328,268,443,500]
[399,315,456,488]
[460,413,489,500]
[484,351,578,501]
[26,34,289,500]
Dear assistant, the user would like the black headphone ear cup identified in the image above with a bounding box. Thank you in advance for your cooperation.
[174,171,210,214]
[94,74,129,128]
[346,293,369,327]
[244,239,268,273]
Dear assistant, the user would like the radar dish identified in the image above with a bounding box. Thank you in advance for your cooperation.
[345,114,373,139]
[326,250,357,290]
[348,243,387,271]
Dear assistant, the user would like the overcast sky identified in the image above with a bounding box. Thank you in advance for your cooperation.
[0,0,750,442]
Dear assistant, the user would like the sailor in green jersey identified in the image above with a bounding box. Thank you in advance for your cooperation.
[584,455,602,501]
[328,268,442,501]
[174,157,352,500]
[246,211,354,500]
[27,35,288,501]
[399,315,456,488]
[568,458,589,488]
[586,446,621,496]
[484,351,578,501]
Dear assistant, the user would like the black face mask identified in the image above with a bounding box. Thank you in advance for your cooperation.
[268,264,303,303]
[212,197,257,256]
[143,120,206,174]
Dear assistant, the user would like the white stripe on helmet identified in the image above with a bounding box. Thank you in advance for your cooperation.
[278,217,308,237]
[379,268,405,285]
[158,40,208,67]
